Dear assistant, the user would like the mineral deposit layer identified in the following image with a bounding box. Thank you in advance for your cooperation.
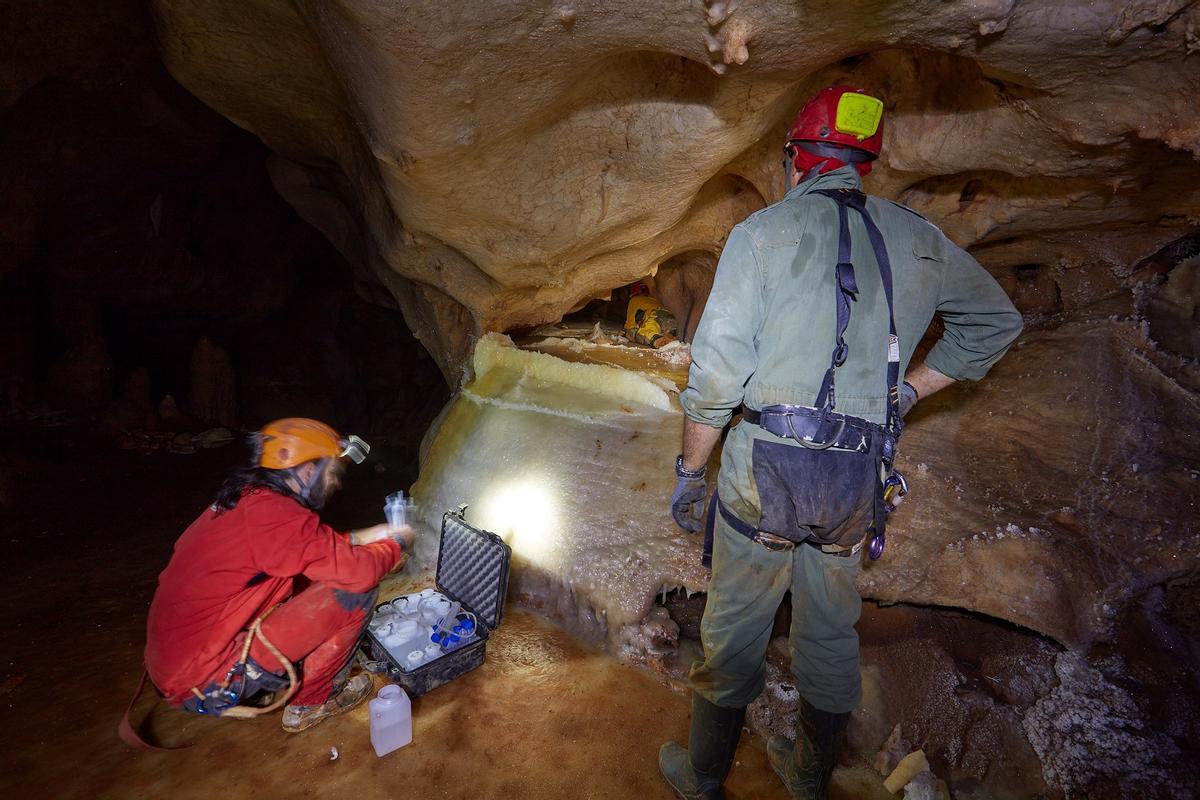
[411,333,708,646]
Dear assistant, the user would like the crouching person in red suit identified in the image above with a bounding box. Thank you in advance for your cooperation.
[145,418,413,733]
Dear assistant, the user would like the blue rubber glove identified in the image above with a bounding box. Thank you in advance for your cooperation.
[671,475,707,533]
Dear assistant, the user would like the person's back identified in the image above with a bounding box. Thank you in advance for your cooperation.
[689,166,1019,428]
[662,86,1022,800]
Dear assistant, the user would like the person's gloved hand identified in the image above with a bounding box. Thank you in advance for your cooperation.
[671,475,706,532]
[671,455,708,532]
[899,381,919,418]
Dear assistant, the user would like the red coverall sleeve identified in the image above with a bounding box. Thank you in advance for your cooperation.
[246,501,402,592]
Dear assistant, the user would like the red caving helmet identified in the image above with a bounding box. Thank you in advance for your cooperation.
[785,85,885,181]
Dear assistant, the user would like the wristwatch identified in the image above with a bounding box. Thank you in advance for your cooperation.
[675,454,707,480]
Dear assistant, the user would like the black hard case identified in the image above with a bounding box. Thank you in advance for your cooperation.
[363,509,512,697]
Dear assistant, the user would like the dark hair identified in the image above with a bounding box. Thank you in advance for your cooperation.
[212,433,304,512]
[213,463,302,512]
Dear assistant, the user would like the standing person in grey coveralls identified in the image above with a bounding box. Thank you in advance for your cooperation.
[659,86,1024,800]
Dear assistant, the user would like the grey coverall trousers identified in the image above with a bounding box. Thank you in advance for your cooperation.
[690,513,863,714]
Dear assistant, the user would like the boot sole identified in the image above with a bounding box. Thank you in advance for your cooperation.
[281,686,371,734]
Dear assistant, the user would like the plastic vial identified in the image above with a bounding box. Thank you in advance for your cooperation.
[369,684,412,757]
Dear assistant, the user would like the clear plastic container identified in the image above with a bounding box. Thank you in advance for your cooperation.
[384,491,417,530]
[369,684,412,757]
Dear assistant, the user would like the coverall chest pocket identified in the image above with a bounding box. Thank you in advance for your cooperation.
[751,439,879,547]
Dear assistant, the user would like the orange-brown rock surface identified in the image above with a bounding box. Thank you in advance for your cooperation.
[149,0,1200,377]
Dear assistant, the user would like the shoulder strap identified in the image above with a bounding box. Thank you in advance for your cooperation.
[812,189,903,437]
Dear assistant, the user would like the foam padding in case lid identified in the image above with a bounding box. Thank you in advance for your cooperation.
[436,509,512,631]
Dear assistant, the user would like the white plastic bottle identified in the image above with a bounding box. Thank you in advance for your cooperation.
[369,684,412,757]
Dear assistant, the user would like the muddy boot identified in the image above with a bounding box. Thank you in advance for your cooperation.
[281,674,372,733]
[768,696,849,800]
[659,694,745,800]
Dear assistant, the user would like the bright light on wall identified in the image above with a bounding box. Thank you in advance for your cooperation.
[474,479,559,567]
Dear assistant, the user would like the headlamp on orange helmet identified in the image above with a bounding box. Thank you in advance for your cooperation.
[784,85,885,186]
[258,418,371,470]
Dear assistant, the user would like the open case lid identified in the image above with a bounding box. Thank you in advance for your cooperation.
[436,507,512,631]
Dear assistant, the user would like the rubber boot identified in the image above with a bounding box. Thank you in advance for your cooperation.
[659,694,746,800]
[767,696,849,800]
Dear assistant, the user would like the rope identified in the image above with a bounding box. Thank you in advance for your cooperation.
[119,606,302,749]
[219,605,299,719]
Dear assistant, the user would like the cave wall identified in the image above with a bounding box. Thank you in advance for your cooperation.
[146,0,1200,377]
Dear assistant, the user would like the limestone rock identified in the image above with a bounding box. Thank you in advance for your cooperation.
[1024,651,1186,798]
[149,0,1200,376]
[1143,257,1200,360]
[859,315,1200,648]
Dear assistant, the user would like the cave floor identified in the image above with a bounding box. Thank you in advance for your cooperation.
[5,418,1195,799]
[0,426,807,800]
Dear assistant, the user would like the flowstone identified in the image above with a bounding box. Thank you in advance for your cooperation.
[411,332,707,652]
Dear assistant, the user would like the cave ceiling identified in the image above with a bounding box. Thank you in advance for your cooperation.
[149,0,1200,376]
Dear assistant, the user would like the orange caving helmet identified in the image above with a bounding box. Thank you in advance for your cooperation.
[259,418,357,470]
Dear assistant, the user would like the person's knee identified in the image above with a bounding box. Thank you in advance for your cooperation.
[333,586,378,613]
[691,658,766,708]
[790,650,861,713]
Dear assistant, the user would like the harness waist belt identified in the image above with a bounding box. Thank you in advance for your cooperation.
[743,405,883,454]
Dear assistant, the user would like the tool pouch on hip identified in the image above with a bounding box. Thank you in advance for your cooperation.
[750,438,881,548]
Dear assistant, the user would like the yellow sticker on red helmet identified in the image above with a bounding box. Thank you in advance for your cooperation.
[835,92,883,140]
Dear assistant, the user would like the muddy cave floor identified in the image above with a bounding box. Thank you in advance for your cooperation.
[2,427,1198,800]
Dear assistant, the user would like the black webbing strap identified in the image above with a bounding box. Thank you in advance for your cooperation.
[812,189,902,437]
[813,196,856,411]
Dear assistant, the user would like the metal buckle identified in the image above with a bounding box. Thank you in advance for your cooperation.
[788,410,846,451]
[752,532,795,552]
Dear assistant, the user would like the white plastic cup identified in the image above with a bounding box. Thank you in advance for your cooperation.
[369,685,413,757]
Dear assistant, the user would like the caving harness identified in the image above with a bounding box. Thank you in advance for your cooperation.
[117,606,298,751]
[708,188,908,563]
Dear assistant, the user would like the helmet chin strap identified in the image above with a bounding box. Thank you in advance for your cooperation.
[295,458,330,509]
